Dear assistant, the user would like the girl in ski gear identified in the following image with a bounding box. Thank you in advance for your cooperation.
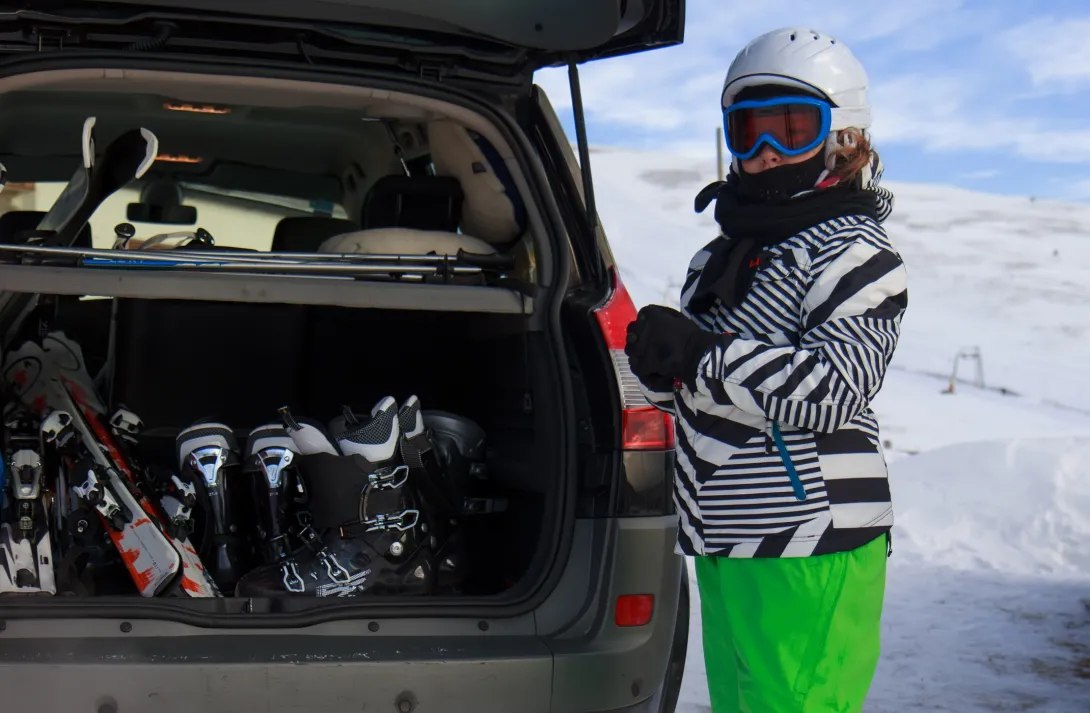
[625,27,907,713]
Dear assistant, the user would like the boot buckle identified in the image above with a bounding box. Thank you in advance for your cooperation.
[296,524,323,549]
[256,446,294,488]
[364,508,420,533]
[318,550,352,583]
[281,559,305,592]
[368,464,409,490]
[188,446,228,489]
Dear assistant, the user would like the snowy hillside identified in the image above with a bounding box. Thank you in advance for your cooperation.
[586,146,1090,712]
[592,146,1090,419]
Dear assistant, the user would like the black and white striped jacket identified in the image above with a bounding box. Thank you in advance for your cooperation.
[638,186,907,559]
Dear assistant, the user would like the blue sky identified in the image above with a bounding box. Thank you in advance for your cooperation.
[534,0,1090,201]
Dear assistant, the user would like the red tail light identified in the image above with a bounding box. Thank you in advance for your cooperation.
[615,594,655,627]
[594,268,675,451]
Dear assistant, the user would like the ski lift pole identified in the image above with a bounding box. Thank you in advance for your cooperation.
[568,57,597,231]
[946,346,985,393]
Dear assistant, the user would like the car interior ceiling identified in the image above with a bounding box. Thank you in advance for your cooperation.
[0,88,533,260]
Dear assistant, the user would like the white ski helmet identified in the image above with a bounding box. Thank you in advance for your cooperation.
[722,28,872,177]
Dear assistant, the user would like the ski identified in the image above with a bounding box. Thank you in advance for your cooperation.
[57,378,220,599]
[0,404,56,596]
[32,117,96,246]
[46,389,180,598]
[0,434,57,595]
[0,523,56,595]
[2,333,219,598]
[35,117,158,248]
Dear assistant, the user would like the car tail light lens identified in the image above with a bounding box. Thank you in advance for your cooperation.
[615,594,655,627]
[622,407,675,450]
[594,269,675,451]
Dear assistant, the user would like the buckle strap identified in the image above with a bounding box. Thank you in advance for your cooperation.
[368,463,409,490]
[399,432,431,471]
[337,508,420,538]
[295,524,352,583]
[280,559,305,592]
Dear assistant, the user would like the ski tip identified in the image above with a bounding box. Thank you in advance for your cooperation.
[137,127,159,179]
[81,116,97,169]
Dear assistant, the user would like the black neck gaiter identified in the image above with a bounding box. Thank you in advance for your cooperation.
[733,150,828,203]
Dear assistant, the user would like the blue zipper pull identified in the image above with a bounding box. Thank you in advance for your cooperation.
[771,422,806,501]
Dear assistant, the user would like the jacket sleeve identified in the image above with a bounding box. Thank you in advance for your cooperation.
[630,245,717,417]
[686,237,908,433]
[636,376,676,415]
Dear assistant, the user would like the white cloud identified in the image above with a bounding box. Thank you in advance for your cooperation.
[960,170,1001,180]
[871,70,1090,163]
[999,17,1090,89]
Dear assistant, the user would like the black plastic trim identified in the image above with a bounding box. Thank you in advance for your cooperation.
[13,0,685,75]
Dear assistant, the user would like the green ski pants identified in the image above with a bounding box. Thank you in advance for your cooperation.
[694,534,888,713]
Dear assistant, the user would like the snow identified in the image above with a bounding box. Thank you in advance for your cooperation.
[586,146,1090,711]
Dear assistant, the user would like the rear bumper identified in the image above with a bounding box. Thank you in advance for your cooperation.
[0,517,684,713]
[0,625,555,713]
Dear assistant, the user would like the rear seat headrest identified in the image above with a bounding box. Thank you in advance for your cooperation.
[362,175,464,232]
[426,121,527,246]
[0,210,92,248]
[272,216,359,252]
[320,227,497,257]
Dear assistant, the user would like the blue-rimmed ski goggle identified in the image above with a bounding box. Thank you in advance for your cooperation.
[723,95,832,160]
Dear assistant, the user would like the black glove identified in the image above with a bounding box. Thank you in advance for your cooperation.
[624,305,722,391]
[635,370,675,394]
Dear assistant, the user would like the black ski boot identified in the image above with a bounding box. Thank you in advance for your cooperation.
[243,424,306,571]
[401,401,496,595]
[176,422,251,593]
[235,397,436,597]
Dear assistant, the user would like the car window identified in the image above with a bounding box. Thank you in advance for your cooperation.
[5,181,349,251]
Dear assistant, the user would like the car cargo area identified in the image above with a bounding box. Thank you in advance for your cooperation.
[0,67,575,620]
[0,293,565,613]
